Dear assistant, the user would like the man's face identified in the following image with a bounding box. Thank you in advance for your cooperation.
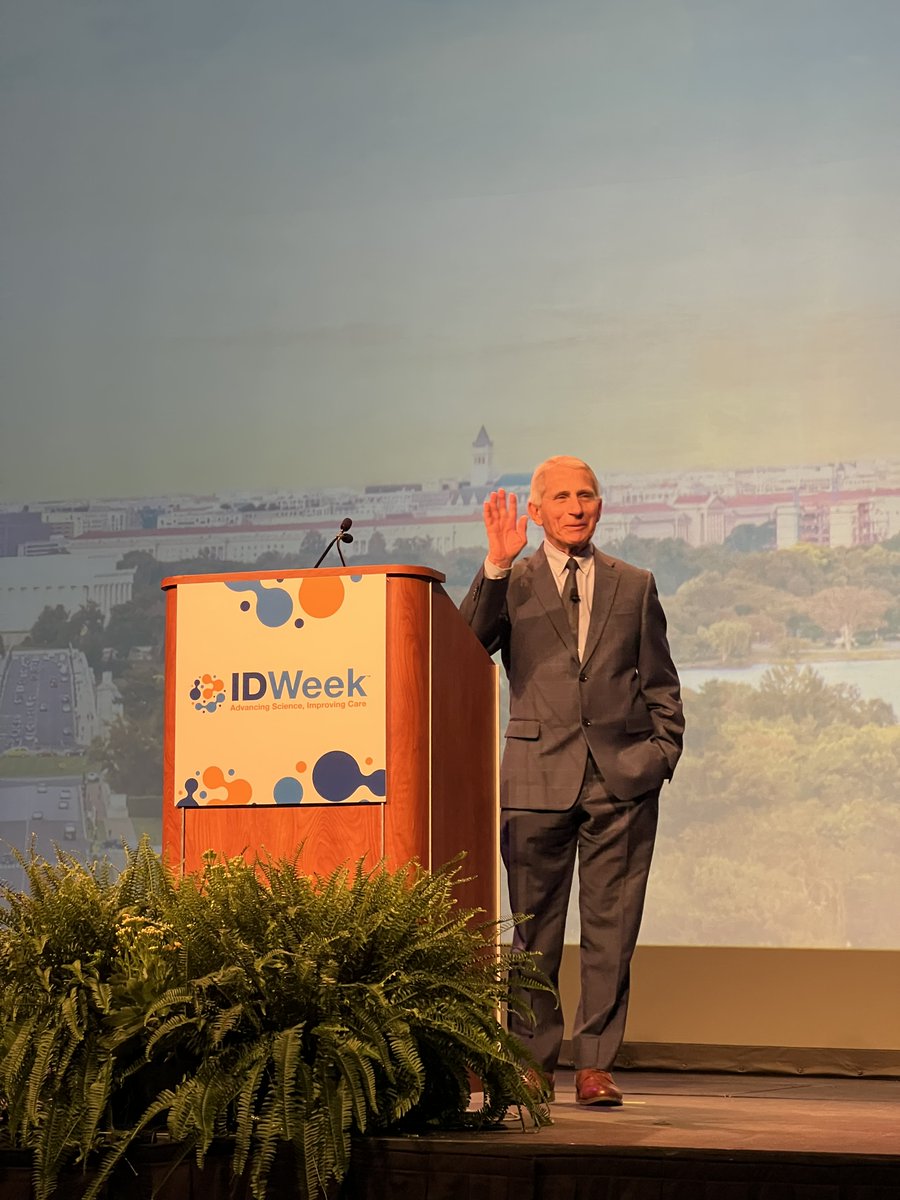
[528,464,601,554]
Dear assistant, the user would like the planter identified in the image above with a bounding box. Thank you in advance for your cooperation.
[0,1142,349,1200]
[0,1143,234,1200]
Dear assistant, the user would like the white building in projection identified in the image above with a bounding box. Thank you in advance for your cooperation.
[0,556,136,647]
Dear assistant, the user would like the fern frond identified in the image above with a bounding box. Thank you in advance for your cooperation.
[272,1025,311,1143]
[79,1053,115,1152]
[231,1042,272,1176]
[248,1090,283,1200]
[81,1090,180,1200]
[142,1010,197,1057]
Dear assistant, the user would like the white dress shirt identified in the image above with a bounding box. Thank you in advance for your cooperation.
[484,540,594,659]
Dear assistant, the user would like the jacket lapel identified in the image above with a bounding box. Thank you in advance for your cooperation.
[527,548,578,658]
[581,549,620,667]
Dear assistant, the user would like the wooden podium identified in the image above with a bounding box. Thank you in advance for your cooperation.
[161,565,499,919]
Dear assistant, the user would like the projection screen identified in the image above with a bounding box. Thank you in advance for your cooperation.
[2,0,899,959]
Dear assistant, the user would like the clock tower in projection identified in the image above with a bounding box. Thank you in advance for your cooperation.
[471,425,494,488]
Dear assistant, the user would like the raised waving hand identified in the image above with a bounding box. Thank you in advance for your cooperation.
[483,489,528,570]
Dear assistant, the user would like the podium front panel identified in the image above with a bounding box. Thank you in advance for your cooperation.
[170,573,387,809]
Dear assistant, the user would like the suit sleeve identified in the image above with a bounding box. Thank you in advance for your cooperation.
[638,571,684,778]
[458,567,511,658]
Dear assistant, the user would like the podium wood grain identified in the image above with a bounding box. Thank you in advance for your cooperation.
[181,803,383,877]
[431,587,499,919]
[384,575,431,868]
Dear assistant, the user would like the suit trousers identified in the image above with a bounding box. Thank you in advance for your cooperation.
[501,757,659,1073]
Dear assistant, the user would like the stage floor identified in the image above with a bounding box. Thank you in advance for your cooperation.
[347,1071,900,1199]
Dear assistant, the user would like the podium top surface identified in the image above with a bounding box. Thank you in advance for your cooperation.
[161,562,446,591]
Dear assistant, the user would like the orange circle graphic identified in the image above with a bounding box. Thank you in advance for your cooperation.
[298,576,345,618]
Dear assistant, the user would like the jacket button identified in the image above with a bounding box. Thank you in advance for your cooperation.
[579,673,588,682]
[582,718,591,727]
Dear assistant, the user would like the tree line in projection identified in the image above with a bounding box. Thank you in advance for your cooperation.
[598,530,900,666]
[581,531,900,947]
[642,666,900,948]
[11,532,900,945]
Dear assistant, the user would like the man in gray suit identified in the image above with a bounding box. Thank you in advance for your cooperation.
[460,455,683,1106]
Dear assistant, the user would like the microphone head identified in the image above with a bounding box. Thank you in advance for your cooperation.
[339,517,353,531]
[340,532,354,544]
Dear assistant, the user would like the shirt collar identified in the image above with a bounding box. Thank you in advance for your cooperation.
[543,539,594,575]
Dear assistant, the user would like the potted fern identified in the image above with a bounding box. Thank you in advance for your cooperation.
[0,839,551,1199]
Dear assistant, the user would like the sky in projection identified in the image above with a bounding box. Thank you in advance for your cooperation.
[3,0,900,501]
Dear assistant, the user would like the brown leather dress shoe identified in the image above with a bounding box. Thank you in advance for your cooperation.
[575,1068,623,1107]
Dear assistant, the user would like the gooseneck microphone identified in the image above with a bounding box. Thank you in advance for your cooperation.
[313,517,354,568]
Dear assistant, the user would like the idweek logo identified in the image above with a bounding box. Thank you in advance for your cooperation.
[190,673,226,714]
[190,665,369,712]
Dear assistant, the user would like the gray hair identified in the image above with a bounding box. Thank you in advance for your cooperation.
[529,456,600,505]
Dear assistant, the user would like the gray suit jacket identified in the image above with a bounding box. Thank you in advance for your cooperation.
[460,546,684,808]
